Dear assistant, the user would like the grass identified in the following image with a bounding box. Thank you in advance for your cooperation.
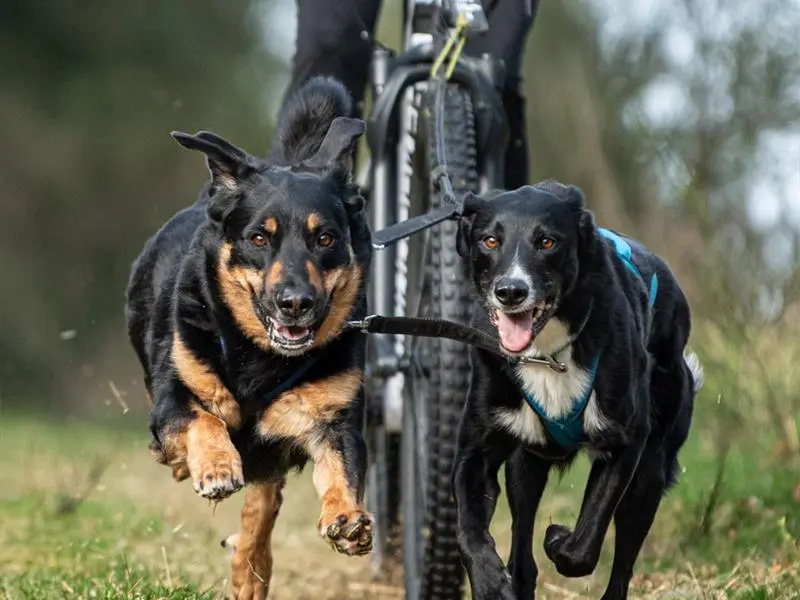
[0,401,798,600]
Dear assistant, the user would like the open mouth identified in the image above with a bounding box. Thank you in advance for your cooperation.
[268,319,314,351]
[490,302,555,354]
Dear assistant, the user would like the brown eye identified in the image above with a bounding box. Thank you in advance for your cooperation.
[251,233,267,247]
[481,235,500,251]
[317,232,334,248]
[540,237,556,250]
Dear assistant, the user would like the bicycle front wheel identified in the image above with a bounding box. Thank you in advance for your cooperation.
[403,82,478,600]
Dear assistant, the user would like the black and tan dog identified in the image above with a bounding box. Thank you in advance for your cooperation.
[452,181,702,600]
[125,76,373,598]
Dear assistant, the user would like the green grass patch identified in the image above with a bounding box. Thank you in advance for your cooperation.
[2,398,799,598]
[0,491,221,599]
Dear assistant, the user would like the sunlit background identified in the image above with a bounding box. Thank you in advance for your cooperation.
[1,1,798,598]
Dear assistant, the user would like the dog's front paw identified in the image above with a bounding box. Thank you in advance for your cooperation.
[188,446,244,500]
[319,510,373,556]
[543,524,598,578]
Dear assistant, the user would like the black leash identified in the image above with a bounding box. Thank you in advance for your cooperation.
[347,300,594,374]
[346,315,568,372]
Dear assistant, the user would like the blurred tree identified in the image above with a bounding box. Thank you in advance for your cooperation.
[522,0,800,449]
[0,0,282,408]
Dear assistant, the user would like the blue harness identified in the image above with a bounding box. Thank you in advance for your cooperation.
[521,228,658,453]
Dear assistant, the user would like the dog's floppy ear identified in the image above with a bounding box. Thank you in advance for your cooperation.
[456,192,483,257]
[577,207,599,266]
[171,130,254,193]
[302,117,366,174]
[564,184,587,209]
[560,185,597,256]
[534,179,586,207]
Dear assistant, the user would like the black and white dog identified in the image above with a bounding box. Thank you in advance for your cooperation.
[453,181,702,600]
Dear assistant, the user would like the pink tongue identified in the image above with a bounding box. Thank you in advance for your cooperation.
[275,324,309,341]
[495,311,534,352]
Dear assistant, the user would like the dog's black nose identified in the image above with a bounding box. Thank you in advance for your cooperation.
[494,278,529,307]
[276,287,315,318]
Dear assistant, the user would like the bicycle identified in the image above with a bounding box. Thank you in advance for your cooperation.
[355,2,513,598]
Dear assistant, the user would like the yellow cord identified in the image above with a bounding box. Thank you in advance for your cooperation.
[430,14,469,80]
[444,35,467,79]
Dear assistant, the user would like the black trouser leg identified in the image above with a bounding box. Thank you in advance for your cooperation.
[467,0,541,188]
[283,0,383,116]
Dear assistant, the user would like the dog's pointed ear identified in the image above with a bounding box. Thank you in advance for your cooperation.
[457,192,483,258]
[302,117,366,174]
[171,130,254,192]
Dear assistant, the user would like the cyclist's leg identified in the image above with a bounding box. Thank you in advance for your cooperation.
[466,0,541,189]
[281,0,383,118]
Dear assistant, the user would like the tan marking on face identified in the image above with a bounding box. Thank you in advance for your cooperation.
[264,216,278,234]
[230,478,285,598]
[172,331,242,429]
[267,260,283,288]
[217,243,271,350]
[313,263,363,348]
[258,369,363,446]
[306,260,324,295]
[306,212,321,232]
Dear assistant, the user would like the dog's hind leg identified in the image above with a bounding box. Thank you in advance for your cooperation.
[229,478,285,600]
[600,445,666,600]
[505,448,550,599]
[601,360,695,600]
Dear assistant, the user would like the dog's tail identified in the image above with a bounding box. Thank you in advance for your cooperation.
[269,76,355,166]
[684,350,704,394]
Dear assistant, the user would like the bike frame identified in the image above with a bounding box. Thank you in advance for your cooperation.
[359,0,510,591]
[364,0,508,424]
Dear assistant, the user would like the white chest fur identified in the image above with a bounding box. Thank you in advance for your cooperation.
[493,318,610,447]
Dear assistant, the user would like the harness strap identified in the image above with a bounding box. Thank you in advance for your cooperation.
[371,203,461,249]
[522,354,601,453]
[218,336,321,404]
[261,354,321,404]
[597,228,659,308]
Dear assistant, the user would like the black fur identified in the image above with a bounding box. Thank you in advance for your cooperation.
[125,75,371,497]
[453,182,701,600]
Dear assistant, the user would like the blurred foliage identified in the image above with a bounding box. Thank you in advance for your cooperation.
[0,0,281,406]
